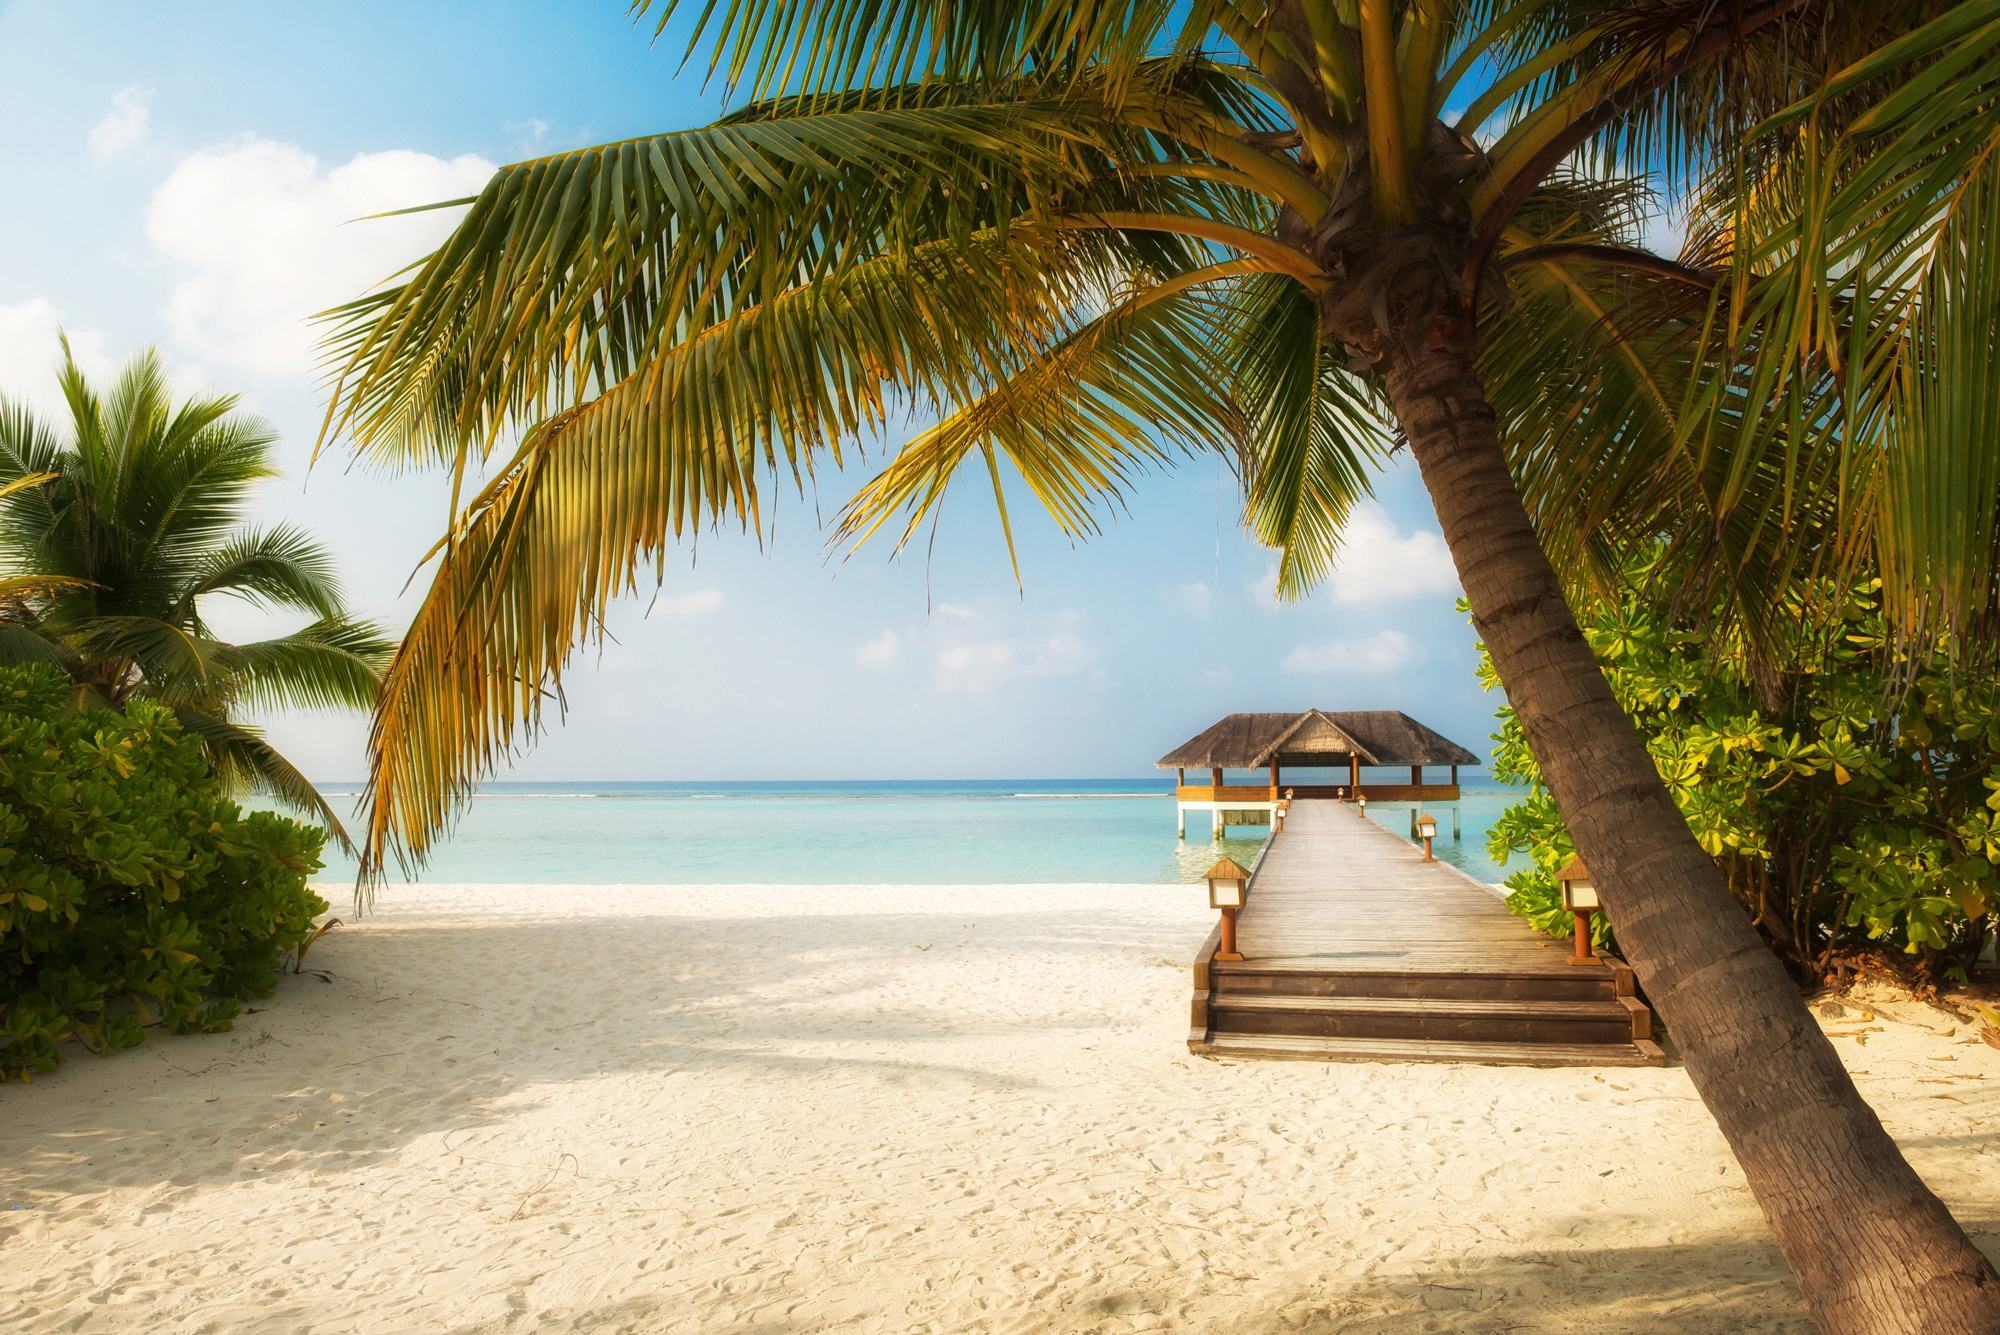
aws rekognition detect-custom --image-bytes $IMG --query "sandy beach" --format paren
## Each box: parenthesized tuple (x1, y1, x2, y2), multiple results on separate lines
(2, 882, 1995, 1334)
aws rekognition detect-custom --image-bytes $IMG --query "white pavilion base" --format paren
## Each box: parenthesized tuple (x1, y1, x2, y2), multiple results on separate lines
(1177, 798, 1461, 841)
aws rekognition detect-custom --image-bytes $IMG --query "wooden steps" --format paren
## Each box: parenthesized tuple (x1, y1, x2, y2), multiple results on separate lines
(1210, 991, 1652, 1046)
(1187, 800, 1665, 1068)
(1203, 1033, 1668, 1068)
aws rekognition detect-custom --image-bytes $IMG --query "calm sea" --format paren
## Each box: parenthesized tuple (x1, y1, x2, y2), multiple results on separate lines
(284, 778, 1528, 888)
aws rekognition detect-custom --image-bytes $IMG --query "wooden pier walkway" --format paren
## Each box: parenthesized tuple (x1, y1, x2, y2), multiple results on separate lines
(1189, 800, 1665, 1066)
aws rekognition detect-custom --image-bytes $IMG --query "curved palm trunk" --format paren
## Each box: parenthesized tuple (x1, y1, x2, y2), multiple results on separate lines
(1381, 340, 2000, 1334)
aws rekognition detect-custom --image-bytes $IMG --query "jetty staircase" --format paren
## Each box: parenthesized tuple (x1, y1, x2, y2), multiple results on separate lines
(1189, 800, 1666, 1067)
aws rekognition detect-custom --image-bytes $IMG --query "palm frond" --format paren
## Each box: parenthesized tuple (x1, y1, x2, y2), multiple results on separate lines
(218, 618, 394, 714)
(1233, 274, 1390, 600)
(173, 708, 357, 863)
(833, 266, 1258, 575)
(177, 524, 349, 621)
(316, 67, 1293, 480)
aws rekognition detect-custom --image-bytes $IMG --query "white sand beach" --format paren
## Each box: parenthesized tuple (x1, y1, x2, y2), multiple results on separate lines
(2, 882, 1995, 1334)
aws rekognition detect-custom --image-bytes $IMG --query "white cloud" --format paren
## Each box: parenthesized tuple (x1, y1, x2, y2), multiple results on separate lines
(1281, 629, 1416, 676)
(916, 604, 1097, 691)
(1325, 504, 1460, 606)
(856, 629, 903, 667)
(146, 137, 495, 377)
(89, 87, 150, 163)
(936, 631, 1095, 690)
(0, 300, 115, 417)
(656, 589, 724, 615)
(1176, 581, 1214, 615)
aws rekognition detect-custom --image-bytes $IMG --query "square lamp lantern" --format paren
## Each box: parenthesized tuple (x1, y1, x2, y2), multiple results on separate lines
(1205, 856, 1251, 961)
(1558, 858, 1599, 965)
(1416, 812, 1439, 860)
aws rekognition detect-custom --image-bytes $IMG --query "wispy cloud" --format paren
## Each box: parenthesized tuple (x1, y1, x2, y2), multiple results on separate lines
(89, 87, 150, 163)
(655, 589, 724, 615)
(1281, 629, 1416, 676)
(856, 629, 902, 666)
(1176, 581, 1214, 615)
(505, 117, 551, 157)
(936, 631, 1095, 690)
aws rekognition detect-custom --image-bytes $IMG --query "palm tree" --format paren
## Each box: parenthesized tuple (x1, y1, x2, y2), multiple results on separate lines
(0, 342, 392, 848)
(318, 2, 2000, 1327)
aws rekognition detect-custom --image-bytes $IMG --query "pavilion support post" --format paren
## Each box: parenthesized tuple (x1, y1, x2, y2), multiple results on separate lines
(1348, 754, 1359, 798)
(1268, 762, 1279, 798)
(1214, 809, 1225, 842)
(1177, 805, 1186, 840)
(1211, 767, 1223, 792)
(1412, 765, 1423, 787)
(1453, 805, 1461, 840)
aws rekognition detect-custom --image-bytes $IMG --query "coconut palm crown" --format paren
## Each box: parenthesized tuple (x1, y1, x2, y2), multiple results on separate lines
(319, 2, 2000, 1329)
(0, 343, 392, 848)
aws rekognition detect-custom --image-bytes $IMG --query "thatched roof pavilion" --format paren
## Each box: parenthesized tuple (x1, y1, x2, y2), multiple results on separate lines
(1157, 710, 1479, 772)
(1159, 709, 1479, 841)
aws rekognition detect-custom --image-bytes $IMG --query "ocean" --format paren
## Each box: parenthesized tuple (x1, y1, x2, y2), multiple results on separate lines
(286, 778, 1531, 889)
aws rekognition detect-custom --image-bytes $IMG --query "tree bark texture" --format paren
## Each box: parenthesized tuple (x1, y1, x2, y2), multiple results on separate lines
(1381, 339, 2000, 1334)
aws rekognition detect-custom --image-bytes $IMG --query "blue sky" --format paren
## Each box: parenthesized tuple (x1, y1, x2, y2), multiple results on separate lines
(0, 0, 1500, 782)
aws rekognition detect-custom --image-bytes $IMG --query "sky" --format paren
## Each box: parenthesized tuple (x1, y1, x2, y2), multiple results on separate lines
(0, 0, 1505, 783)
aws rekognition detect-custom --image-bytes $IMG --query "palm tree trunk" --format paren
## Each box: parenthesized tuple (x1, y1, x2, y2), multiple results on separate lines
(1380, 339, 2000, 1334)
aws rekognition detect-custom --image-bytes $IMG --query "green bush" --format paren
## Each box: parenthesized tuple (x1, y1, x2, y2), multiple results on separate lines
(0, 664, 328, 1081)
(1479, 577, 1998, 985)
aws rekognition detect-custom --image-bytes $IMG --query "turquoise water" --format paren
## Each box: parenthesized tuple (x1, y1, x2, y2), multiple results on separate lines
(286, 779, 1529, 888)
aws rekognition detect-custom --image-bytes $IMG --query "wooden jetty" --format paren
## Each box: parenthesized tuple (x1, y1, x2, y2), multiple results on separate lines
(1189, 799, 1666, 1067)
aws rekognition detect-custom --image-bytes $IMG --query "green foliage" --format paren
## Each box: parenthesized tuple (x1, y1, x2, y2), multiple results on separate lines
(1479, 579, 1999, 983)
(0, 664, 327, 1081)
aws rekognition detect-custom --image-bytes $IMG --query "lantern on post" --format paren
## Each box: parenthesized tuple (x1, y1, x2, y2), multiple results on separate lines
(1558, 858, 1599, 965)
(1416, 812, 1438, 860)
(1205, 857, 1251, 961)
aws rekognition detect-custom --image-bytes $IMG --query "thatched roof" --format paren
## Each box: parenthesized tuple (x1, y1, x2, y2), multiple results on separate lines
(1156, 710, 1480, 769)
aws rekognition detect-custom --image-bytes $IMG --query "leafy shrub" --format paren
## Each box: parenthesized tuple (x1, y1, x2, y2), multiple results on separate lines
(0, 664, 327, 1080)
(1480, 579, 1998, 985)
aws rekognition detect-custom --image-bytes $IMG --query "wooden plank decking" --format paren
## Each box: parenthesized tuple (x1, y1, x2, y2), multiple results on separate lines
(1189, 800, 1666, 1067)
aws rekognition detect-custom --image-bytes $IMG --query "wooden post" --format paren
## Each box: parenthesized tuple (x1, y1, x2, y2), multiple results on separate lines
(1450, 764, 1459, 786)
(1411, 764, 1423, 788)
(1570, 909, 1594, 964)
(1268, 761, 1279, 797)
(1348, 754, 1359, 797)
(1211, 766, 1223, 792)
(1217, 906, 1241, 961)
(1177, 766, 1186, 787)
